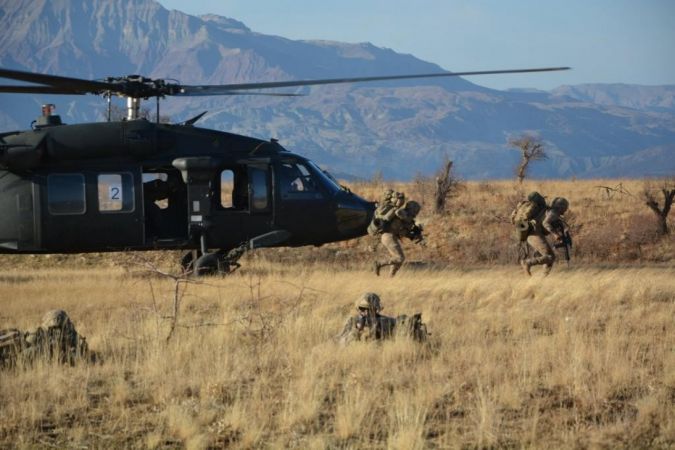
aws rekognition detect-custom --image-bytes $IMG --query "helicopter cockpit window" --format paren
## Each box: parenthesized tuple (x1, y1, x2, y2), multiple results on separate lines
(98, 173, 134, 213)
(48, 174, 86, 215)
(306, 161, 341, 195)
(279, 162, 321, 198)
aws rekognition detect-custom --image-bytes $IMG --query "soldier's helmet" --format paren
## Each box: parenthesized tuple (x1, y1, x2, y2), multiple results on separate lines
(551, 197, 569, 213)
(405, 200, 421, 217)
(355, 292, 382, 312)
(40, 310, 71, 329)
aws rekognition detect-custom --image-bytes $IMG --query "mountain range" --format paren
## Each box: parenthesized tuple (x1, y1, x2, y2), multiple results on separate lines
(1, 0, 673, 179)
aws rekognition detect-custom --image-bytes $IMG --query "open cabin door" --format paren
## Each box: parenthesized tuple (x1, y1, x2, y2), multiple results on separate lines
(142, 169, 188, 245)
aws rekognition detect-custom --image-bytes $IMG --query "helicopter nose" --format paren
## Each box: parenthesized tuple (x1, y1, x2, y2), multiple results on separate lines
(335, 194, 375, 239)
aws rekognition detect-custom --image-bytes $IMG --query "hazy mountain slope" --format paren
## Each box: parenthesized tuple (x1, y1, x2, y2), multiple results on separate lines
(1, 0, 673, 179)
(552, 84, 675, 112)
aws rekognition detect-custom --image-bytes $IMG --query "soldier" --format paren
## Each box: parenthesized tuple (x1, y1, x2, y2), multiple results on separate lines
(336, 293, 396, 344)
(519, 197, 570, 276)
(336, 292, 428, 344)
(371, 197, 423, 277)
(0, 309, 88, 367)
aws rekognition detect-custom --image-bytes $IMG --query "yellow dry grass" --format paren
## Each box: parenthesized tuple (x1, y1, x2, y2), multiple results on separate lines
(1, 263, 673, 449)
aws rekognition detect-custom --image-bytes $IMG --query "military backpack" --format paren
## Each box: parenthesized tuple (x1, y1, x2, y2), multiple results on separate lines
(394, 313, 428, 342)
(511, 191, 547, 241)
(0, 329, 25, 367)
(367, 189, 406, 236)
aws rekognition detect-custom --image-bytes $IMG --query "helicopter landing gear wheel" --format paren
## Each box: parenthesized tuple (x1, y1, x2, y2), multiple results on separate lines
(180, 250, 201, 274)
(193, 252, 219, 277)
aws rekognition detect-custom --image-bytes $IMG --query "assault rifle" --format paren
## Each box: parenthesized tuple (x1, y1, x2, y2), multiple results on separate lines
(355, 315, 373, 331)
(406, 223, 425, 245)
(553, 227, 573, 265)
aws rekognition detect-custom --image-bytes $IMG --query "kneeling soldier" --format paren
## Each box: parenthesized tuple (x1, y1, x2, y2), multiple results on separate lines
(0, 309, 89, 367)
(336, 293, 428, 345)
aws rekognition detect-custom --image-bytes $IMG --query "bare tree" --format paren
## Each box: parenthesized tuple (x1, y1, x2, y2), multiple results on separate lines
(509, 134, 547, 184)
(643, 181, 675, 235)
(434, 158, 461, 215)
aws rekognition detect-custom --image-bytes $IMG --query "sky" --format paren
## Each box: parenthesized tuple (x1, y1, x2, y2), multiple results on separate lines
(157, 0, 675, 91)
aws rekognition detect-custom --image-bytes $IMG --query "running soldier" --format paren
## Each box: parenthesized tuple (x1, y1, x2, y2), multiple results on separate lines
(368, 190, 423, 277)
(512, 195, 570, 276)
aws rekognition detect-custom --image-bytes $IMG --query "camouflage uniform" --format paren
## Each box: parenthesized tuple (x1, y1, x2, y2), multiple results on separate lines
(0, 310, 88, 367)
(522, 197, 569, 275)
(336, 293, 396, 344)
(374, 200, 421, 277)
(336, 293, 428, 344)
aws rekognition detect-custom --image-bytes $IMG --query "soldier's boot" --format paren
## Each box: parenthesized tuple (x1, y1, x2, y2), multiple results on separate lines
(520, 260, 532, 276)
(543, 264, 552, 276)
(373, 261, 382, 276)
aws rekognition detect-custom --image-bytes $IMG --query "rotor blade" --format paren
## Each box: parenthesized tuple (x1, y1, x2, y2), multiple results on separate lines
(0, 85, 88, 94)
(176, 67, 570, 95)
(187, 91, 305, 97)
(0, 67, 112, 92)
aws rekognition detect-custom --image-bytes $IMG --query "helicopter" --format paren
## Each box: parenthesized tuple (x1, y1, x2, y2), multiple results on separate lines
(0, 65, 568, 274)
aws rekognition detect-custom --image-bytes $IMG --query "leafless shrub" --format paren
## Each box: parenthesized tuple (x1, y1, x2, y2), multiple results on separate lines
(642, 180, 675, 235)
(509, 134, 547, 184)
(409, 160, 462, 215)
(134, 258, 194, 342)
(596, 182, 634, 200)
(433, 158, 462, 215)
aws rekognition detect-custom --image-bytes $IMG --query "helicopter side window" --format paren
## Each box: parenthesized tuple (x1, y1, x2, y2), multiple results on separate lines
(250, 168, 269, 210)
(220, 168, 249, 210)
(47, 174, 86, 215)
(279, 162, 320, 198)
(98, 173, 134, 213)
(221, 170, 234, 208)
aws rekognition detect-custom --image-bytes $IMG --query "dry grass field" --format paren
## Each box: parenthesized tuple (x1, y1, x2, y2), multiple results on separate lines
(1, 179, 673, 449)
(0, 265, 673, 449)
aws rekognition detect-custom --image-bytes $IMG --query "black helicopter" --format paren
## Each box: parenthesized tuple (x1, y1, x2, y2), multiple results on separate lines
(0, 66, 568, 273)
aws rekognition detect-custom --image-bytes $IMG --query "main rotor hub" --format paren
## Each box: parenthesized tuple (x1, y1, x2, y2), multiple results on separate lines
(103, 75, 183, 99)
